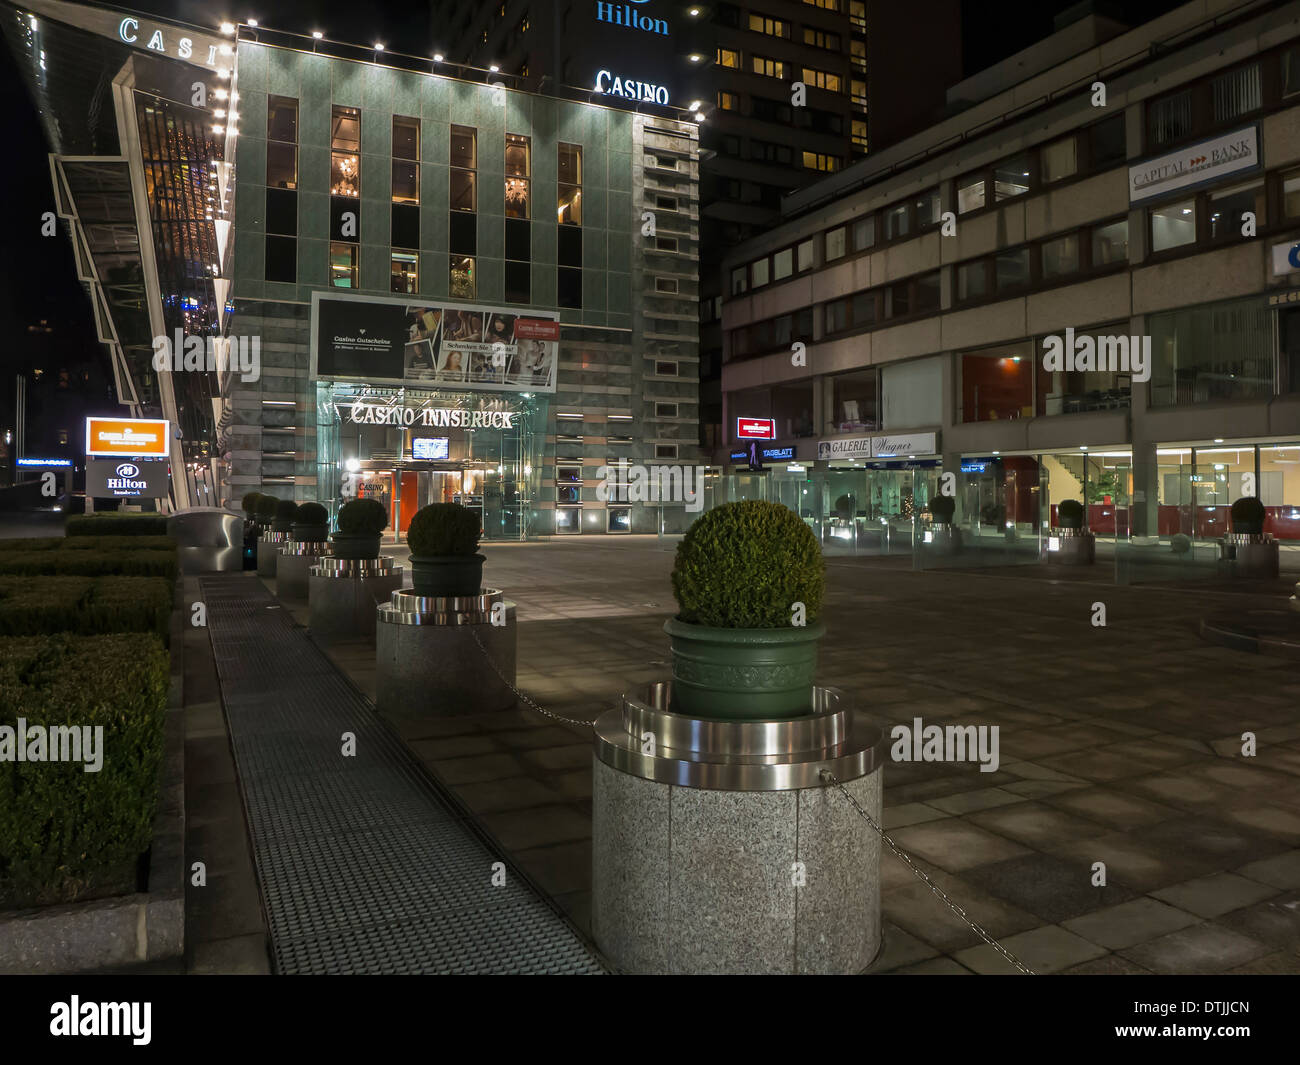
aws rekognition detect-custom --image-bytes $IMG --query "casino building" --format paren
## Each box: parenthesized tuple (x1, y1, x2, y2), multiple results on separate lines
(5, 1, 702, 536)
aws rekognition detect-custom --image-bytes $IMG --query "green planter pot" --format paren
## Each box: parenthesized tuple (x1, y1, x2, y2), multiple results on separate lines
(664, 617, 826, 720)
(292, 523, 330, 542)
(330, 532, 382, 561)
(409, 553, 485, 597)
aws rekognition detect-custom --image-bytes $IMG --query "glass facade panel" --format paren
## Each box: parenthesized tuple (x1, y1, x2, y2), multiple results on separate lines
(1150, 296, 1274, 406)
(960, 342, 1033, 422)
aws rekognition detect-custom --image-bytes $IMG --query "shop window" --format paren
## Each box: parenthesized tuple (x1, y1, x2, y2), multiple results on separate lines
(1212, 63, 1261, 124)
(957, 172, 985, 214)
(1091, 218, 1129, 265)
(1150, 296, 1274, 407)
(330, 106, 360, 197)
(825, 226, 847, 260)
(329, 242, 358, 288)
(1041, 137, 1077, 183)
(505, 133, 531, 219)
(1150, 199, 1196, 252)
(390, 252, 418, 294)
(608, 508, 632, 533)
(1041, 233, 1080, 279)
(450, 255, 475, 299)
(1208, 179, 1264, 242)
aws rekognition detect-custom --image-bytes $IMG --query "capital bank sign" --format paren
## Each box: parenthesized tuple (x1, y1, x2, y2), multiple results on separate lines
(595, 1, 669, 36)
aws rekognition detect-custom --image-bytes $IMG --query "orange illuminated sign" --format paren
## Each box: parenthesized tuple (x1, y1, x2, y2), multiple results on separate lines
(85, 417, 170, 458)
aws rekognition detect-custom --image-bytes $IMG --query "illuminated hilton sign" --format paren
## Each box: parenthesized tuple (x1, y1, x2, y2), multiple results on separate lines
(595, 2, 669, 35)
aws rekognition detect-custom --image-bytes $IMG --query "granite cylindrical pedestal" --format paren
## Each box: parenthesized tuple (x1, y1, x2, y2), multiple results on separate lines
(256, 531, 289, 578)
(1047, 528, 1095, 565)
(277, 540, 331, 600)
(375, 589, 518, 716)
(1227, 534, 1279, 579)
(308, 558, 405, 640)
(592, 683, 884, 974)
(924, 523, 961, 555)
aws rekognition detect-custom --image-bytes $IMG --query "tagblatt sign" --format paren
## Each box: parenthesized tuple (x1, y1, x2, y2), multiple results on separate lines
(817, 432, 937, 461)
(85, 417, 170, 458)
(312, 292, 559, 395)
(1128, 125, 1259, 204)
(86, 458, 169, 499)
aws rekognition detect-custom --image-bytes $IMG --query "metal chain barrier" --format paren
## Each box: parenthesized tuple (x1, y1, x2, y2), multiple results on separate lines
(469, 627, 596, 730)
(819, 769, 1036, 975)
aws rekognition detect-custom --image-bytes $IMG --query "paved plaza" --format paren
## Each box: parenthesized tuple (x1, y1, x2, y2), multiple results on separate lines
(248, 536, 1300, 975)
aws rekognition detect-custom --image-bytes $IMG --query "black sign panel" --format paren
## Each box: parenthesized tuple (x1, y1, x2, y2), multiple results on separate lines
(86, 458, 170, 499)
(316, 298, 408, 380)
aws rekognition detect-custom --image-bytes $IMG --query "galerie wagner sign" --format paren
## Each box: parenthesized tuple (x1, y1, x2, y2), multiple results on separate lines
(311, 291, 560, 395)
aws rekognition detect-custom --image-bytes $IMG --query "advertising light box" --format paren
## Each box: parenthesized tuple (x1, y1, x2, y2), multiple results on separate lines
(85, 417, 170, 458)
(736, 417, 776, 440)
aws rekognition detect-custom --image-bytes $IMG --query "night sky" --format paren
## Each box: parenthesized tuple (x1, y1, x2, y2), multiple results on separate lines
(0, 0, 1187, 426)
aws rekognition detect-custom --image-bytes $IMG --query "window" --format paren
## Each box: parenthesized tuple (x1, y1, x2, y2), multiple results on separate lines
(330, 106, 360, 197)
(655, 277, 679, 294)
(883, 203, 909, 241)
(828, 368, 876, 433)
(1041, 137, 1077, 183)
(1284, 46, 1300, 98)
(718, 47, 740, 68)
(751, 257, 770, 288)
(851, 39, 865, 71)
(1284, 168, 1300, 217)
(957, 172, 985, 214)
(994, 154, 1032, 201)
(850, 78, 866, 108)
(1088, 114, 1126, 169)
(752, 56, 786, 79)
(1149, 89, 1193, 148)
(266, 236, 296, 283)
(718, 90, 740, 111)
(825, 226, 847, 261)
(730, 266, 748, 296)
(956, 260, 987, 302)
(1092, 218, 1128, 265)
(849, 0, 866, 29)
(655, 236, 679, 253)
(656, 444, 679, 459)
(329, 242, 358, 288)
(390, 252, 418, 294)
(801, 68, 842, 93)
(1150, 296, 1273, 406)
(266, 95, 297, 189)
(1212, 63, 1261, 124)
(773, 247, 793, 281)
(825, 299, 849, 333)
(852, 216, 874, 251)
(556, 465, 583, 484)
(914, 189, 940, 230)
(797, 239, 814, 273)
(803, 28, 841, 49)
(960, 342, 1034, 422)
(450, 125, 477, 211)
(504, 133, 531, 219)
(851, 119, 868, 151)
(655, 402, 679, 417)
(505, 260, 530, 304)
(558, 142, 582, 225)
(558, 266, 581, 308)
(1041, 233, 1079, 279)
(392, 116, 419, 204)
(802, 152, 839, 172)
(1150, 199, 1196, 252)
(1208, 179, 1264, 242)
(751, 140, 793, 165)
(449, 255, 476, 299)
(266, 188, 296, 236)
(748, 14, 789, 36)
(655, 361, 678, 376)
(656, 194, 677, 210)
(996, 248, 1031, 291)
(850, 291, 876, 327)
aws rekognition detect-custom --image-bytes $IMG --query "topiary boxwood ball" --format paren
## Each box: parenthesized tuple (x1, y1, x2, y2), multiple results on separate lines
(255, 494, 279, 526)
(1057, 498, 1085, 530)
(292, 501, 331, 542)
(271, 497, 299, 533)
(672, 501, 825, 629)
(1170, 533, 1192, 555)
(241, 491, 262, 517)
(407, 503, 484, 597)
(667, 501, 826, 719)
(930, 495, 956, 523)
(332, 498, 389, 561)
(834, 494, 854, 520)
(1230, 496, 1266, 536)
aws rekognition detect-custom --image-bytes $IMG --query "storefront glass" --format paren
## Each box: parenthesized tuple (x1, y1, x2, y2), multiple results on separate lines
(315, 381, 546, 540)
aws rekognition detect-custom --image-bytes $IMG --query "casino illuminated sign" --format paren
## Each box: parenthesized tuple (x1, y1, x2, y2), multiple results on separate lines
(116, 16, 224, 67)
(343, 403, 516, 429)
(594, 69, 670, 105)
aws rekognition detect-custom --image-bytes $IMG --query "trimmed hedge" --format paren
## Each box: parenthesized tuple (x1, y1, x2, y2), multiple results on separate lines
(0, 577, 172, 641)
(66, 514, 169, 537)
(0, 633, 169, 909)
(62, 535, 177, 553)
(408, 502, 481, 556)
(0, 549, 178, 582)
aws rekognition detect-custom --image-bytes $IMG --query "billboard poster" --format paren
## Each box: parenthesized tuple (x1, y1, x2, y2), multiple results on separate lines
(85, 417, 170, 458)
(312, 291, 560, 394)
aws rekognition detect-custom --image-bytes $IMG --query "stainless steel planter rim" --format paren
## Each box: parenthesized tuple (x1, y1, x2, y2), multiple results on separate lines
(280, 540, 332, 555)
(621, 681, 848, 756)
(310, 557, 400, 578)
(388, 588, 501, 613)
(377, 607, 496, 626)
(1051, 527, 1092, 538)
(1225, 532, 1274, 544)
(595, 681, 884, 791)
(260, 530, 290, 542)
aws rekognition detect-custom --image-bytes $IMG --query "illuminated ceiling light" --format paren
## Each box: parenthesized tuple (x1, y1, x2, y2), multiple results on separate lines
(220, 22, 235, 35)
(212, 124, 224, 133)
(374, 42, 384, 51)
(214, 108, 226, 118)
(689, 53, 704, 62)
(689, 100, 701, 110)
(433, 52, 444, 62)
(29, 16, 37, 30)
(217, 68, 231, 78)
(689, 6, 700, 14)
(246, 18, 257, 27)
(214, 88, 229, 100)
(1214, 438, 1224, 443)
(228, 111, 239, 120)
(695, 112, 705, 121)
(1080, 445, 1088, 451)
(489, 63, 500, 72)
(312, 30, 323, 39)
(219, 44, 233, 56)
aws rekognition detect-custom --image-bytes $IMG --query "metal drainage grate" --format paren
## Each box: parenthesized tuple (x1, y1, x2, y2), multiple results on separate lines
(200, 575, 604, 975)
